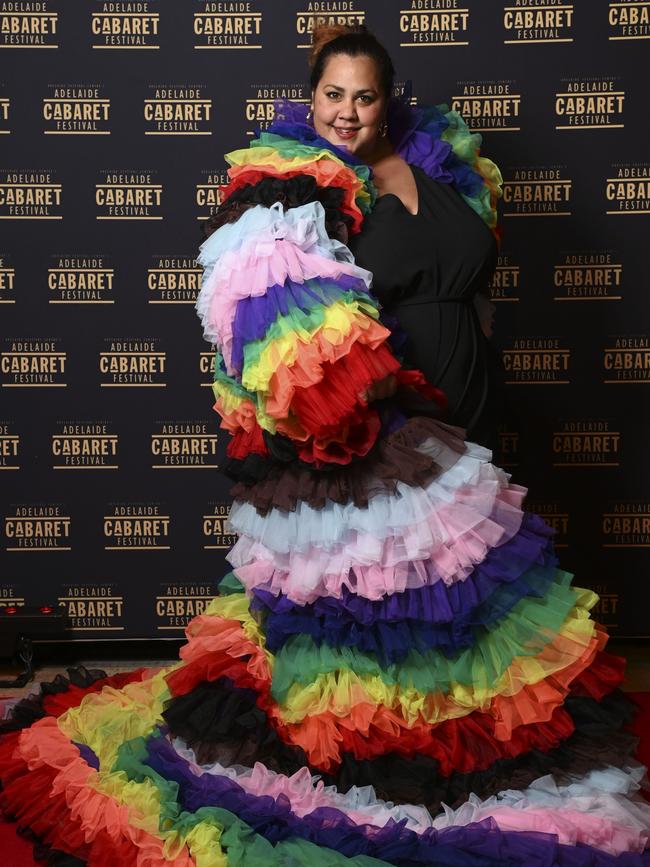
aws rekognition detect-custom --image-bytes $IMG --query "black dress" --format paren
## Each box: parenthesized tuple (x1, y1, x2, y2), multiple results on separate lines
(349, 163, 499, 443)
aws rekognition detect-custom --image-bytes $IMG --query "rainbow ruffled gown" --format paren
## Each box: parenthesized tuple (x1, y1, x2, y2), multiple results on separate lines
(1, 101, 649, 866)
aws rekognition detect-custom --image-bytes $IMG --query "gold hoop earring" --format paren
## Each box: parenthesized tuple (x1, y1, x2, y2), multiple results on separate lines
(379, 119, 388, 138)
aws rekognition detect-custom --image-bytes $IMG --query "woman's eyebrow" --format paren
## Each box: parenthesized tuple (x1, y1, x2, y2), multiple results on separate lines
(322, 84, 378, 95)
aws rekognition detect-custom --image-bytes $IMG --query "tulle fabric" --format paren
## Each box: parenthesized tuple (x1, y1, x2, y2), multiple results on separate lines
(271, 98, 501, 234)
(1, 100, 649, 867)
(228, 443, 527, 602)
(230, 274, 372, 374)
(230, 417, 467, 512)
(256, 557, 559, 662)
(162, 742, 650, 856)
(196, 201, 373, 363)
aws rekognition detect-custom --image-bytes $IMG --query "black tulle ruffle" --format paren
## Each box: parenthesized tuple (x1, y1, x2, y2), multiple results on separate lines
(202, 175, 353, 243)
(162, 675, 640, 815)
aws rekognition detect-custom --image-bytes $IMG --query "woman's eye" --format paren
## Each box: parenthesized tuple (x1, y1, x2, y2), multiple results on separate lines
(358, 95, 372, 104)
(326, 92, 341, 99)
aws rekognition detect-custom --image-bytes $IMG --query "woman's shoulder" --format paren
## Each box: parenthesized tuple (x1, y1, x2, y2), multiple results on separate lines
(389, 99, 502, 235)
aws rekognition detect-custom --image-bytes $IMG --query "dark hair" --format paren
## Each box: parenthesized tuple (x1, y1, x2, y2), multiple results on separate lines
(309, 24, 395, 99)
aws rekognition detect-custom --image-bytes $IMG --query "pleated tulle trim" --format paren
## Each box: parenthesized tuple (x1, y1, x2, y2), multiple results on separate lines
(253, 546, 557, 668)
(5, 717, 649, 867)
(198, 203, 374, 374)
(230, 274, 372, 374)
(269, 573, 583, 704)
(227, 440, 497, 551)
(161, 741, 650, 856)
(226, 132, 374, 218)
(253, 529, 558, 663)
(227, 446, 528, 603)
(162, 587, 608, 770)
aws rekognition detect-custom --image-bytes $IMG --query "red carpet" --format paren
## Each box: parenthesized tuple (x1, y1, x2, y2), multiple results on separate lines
(0, 811, 37, 867)
(1, 692, 649, 866)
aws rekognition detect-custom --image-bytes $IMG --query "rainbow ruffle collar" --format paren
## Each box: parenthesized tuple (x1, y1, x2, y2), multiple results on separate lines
(260, 97, 503, 233)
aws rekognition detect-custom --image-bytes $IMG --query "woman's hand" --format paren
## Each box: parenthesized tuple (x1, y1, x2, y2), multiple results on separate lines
(359, 373, 398, 404)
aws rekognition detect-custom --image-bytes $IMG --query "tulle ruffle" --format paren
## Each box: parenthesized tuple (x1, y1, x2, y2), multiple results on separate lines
(255, 555, 558, 663)
(228, 442, 527, 602)
(165, 740, 650, 856)
(230, 416, 466, 513)
(196, 200, 373, 361)
(270, 98, 501, 235)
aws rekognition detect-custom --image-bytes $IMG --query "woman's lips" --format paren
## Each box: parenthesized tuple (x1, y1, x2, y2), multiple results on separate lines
(333, 126, 359, 140)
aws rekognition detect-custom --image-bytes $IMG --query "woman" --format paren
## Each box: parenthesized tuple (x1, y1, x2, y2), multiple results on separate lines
(1, 25, 648, 867)
(306, 29, 500, 441)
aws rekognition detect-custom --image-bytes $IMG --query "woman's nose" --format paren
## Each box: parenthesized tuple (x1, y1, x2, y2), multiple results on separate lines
(338, 98, 358, 119)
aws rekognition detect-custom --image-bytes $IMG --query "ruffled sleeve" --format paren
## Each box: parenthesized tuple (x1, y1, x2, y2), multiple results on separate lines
(196, 199, 403, 468)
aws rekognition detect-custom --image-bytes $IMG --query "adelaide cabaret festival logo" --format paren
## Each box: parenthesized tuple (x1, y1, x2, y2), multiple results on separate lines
(0, 169, 63, 219)
(0, 0, 58, 48)
(150, 421, 219, 469)
(296, 1, 365, 48)
(452, 80, 520, 132)
(203, 502, 236, 550)
(91, 1, 160, 49)
(48, 253, 115, 304)
(502, 0, 574, 44)
(43, 84, 111, 135)
(244, 83, 309, 135)
(555, 77, 625, 131)
(3, 502, 71, 552)
(502, 166, 572, 217)
(606, 164, 650, 214)
(398, 0, 469, 47)
(194, 1, 263, 49)
(551, 420, 621, 468)
(552, 251, 623, 302)
(608, 0, 649, 40)
(103, 502, 170, 551)
(99, 337, 167, 387)
(148, 255, 202, 304)
(196, 168, 228, 221)
(502, 337, 571, 384)
(57, 583, 125, 631)
(1, 337, 67, 388)
(602, 335, 650, 383)
(144, 85, 212, 136)
(155, 581, 217, 630)
(602, 502, 650, 548)
(96, 170, 163, 220)
(51, 421, 119, 470)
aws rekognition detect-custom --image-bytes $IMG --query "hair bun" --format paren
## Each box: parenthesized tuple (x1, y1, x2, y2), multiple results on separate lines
(309, 23, 367, 68)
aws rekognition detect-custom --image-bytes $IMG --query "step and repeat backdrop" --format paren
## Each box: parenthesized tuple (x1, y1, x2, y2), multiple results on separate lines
(1, 0, 648, 640)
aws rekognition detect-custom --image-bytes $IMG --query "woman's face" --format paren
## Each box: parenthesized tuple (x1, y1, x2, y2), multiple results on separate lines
(311, 53, 386, 159)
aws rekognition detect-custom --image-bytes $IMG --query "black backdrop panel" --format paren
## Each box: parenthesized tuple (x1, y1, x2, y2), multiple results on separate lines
(1, 0, 648, 639)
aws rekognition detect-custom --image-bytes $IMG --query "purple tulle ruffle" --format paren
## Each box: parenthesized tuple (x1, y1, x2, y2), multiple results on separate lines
(231, 275, 370, 373)
(143, 734, 650, 867)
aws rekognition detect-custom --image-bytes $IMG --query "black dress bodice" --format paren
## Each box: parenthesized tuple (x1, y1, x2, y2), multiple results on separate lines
(349, 164, 499, 440)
